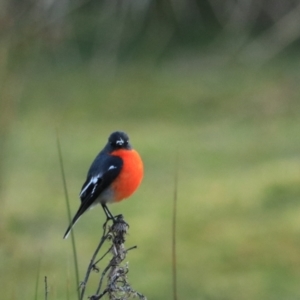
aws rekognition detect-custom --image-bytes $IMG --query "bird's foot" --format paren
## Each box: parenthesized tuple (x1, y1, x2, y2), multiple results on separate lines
(103, 214, 129, 233)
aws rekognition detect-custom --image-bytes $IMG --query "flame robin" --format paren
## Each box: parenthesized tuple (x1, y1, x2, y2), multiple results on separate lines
(63, 131, 143, 239)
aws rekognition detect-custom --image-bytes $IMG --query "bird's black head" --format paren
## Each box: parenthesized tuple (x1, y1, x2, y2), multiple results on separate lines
(107, 131, 131, 150)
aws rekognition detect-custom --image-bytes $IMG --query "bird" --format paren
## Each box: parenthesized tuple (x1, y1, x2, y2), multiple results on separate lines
(63, 131, 143, 239)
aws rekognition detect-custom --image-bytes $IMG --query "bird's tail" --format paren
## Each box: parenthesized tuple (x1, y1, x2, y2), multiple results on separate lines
(63, 227, 72, 239)
(63, 214, 81, 239)
(63, 200, 111, 239)
(63, 201, 91, 239)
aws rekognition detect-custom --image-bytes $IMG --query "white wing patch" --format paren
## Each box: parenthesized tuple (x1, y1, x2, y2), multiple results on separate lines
(91, 176, 99, 183)
(80, 175, 100, 197)
(108, 165, 117, 171)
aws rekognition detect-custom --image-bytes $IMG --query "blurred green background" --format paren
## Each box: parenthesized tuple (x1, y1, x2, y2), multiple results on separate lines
(1, 0, 300, 299)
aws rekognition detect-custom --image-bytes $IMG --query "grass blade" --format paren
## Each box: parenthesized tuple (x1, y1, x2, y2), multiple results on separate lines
(56, 130, 80, 300)
(44, 276, 48, 300)
(172, 156, 178, 300)
(33, 252, 42, 300)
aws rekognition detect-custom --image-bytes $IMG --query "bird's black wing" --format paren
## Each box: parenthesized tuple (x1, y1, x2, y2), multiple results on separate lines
(63, 154, 123, 239)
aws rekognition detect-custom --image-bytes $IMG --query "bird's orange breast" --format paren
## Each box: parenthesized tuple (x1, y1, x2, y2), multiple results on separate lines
(110, 149, 143, 202)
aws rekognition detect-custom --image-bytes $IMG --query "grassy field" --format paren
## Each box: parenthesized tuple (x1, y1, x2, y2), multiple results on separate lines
(1, 58, 300, 300)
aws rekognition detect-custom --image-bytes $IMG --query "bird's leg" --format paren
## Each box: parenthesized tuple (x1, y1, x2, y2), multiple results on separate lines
(101, 204, 127, 228)
(101, 203, 115, 221)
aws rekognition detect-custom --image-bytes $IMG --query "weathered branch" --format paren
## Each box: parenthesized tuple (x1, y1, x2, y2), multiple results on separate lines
(80, 215, 147, 300)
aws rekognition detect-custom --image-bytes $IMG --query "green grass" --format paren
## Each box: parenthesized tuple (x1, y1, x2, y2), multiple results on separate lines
(1, 58, 300, 299)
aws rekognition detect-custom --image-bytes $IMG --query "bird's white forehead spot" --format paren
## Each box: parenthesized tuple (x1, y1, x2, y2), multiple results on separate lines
(108, 165, 117, 171)
(116, 138, 124, 145)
